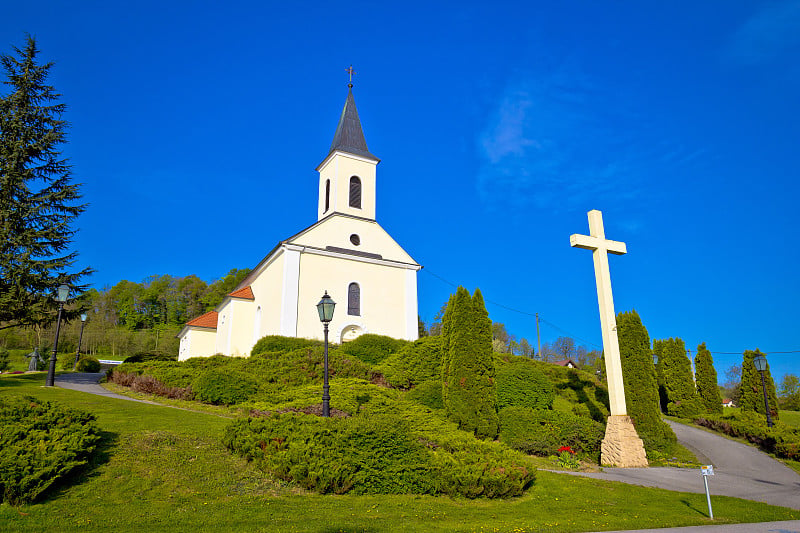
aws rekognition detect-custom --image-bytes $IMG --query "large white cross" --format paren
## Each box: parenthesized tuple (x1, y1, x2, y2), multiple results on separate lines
(570, 210, 628, 416)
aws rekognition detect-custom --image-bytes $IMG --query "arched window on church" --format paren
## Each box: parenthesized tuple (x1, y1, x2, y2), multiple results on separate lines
(325, 180, 330, 212)
(349, 176, 361, 208)
(348, 283, 360, 316)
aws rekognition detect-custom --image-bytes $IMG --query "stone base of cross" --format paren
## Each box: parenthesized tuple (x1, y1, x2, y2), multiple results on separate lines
(571, 209, 648, 468)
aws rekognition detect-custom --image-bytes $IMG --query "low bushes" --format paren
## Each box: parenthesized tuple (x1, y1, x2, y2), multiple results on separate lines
(0, 396, 101, 505)
(193, 369, 259, 405)
(499, 406, 604, 458)
(223, 410, 535, 498)
(76, 356, 101, 372)
(405, 380, 443, 410)
(496, 363, 554, 410)
(379, 336, 442, 388)
(251, 336, 323, 355)
(108, 370, 193, 400)
(694, 410, 800, 461)
(339, 334, 409, 365)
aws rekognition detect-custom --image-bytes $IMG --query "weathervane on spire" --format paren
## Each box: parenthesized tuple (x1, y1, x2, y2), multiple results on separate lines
(345, 65, 356, 88)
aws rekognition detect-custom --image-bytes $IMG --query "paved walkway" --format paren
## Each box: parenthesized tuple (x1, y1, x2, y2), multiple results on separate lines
(55, 372, 155, 403)
(565, 420, 800, 511)
(600, 520, 800, 533)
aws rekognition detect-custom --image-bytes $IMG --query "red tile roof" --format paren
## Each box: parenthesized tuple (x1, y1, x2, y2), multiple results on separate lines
(553, 359, 577, 367)
(185, 311, 218, 329)
(228, 286, 255, 300)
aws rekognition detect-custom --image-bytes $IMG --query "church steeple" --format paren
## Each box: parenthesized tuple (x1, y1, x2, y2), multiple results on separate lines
(326, 87, 379, 163)
(316, 79, 380, 222)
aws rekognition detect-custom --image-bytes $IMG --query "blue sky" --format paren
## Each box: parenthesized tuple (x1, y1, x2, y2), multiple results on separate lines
(4, 1, 799, 382)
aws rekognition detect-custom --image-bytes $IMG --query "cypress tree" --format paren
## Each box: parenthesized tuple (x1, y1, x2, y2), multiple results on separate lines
(658, 337, 702, 418)
(694, 342, 722, 414)
(740, 349, 779, 421)
(442, 286, 498, 439)
(0, 36, 91, 329)
(616, 310, 676, 453)
(652, 339, 668, 412)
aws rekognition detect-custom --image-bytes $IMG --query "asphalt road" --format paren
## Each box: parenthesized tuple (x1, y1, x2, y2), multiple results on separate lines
(566, 419, 800, 510)
(55, 372, 153, 403)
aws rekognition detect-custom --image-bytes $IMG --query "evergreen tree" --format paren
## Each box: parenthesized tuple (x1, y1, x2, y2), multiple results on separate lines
(441, 286, 498, 439)
(616, 310, 676, 453)
(694, 342, 723, 414)
(739, 349, 779, 421)
(652, 339, 668, 412)
(657, 337, 702, 418)
(0, 36, 91, 329)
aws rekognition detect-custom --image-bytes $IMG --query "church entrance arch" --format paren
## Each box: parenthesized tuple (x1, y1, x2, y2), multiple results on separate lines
(339, 323, 365, 343)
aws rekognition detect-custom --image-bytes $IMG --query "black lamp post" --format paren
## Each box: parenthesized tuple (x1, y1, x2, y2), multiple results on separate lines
(753, 354, 774, 428)
(316, 291, 336, 417)
(72, 313, 88, 371)
(46, 284, 70, 387)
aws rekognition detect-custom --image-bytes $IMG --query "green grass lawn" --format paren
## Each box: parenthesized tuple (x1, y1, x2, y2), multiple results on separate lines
(780, 410, 800, 429)
(1, 373, 797, 533)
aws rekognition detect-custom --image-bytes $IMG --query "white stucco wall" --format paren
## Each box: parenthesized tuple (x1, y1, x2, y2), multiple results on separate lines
(178, 328, 218, 361)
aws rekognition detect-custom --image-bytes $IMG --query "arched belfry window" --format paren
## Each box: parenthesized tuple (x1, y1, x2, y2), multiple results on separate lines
(349, 176, 361, 208)
(348, 283, 360, 316)
(325, 179, 331, 212)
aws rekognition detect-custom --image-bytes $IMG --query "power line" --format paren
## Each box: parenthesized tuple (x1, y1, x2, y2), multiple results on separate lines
(422, 269, 601, 349)
(422, 269, 800, 356)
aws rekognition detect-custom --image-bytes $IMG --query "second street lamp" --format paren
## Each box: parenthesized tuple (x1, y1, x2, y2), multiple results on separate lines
(316, 291, 336, 417)
(753, 354, 774, 428)
(73, 313, 88, 371)
(46, 284, 70, 387)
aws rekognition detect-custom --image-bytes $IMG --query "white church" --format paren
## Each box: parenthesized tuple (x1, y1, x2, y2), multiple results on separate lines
(177, 84, 421, 360)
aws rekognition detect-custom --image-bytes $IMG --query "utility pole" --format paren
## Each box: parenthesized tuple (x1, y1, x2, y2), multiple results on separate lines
(536, 313, 542, 361)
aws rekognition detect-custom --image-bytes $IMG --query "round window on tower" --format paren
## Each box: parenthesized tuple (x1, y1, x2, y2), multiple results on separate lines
(350, 234, 360, 246)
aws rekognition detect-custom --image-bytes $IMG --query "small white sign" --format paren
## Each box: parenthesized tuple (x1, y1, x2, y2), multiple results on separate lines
(701, 465, 714, 476)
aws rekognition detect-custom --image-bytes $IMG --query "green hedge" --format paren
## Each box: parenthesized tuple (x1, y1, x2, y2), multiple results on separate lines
(76, 357, 101, 372)
(0, 396, 101, 505)
(223, 411, 535, 498)
(193, 369, 259, 405)
(405, 380, 443, 410)
(339, 334, 409, 365)
(379, 336, 442, 388)
(499, 406, 604, 458)
(251, 335, 323, 355)
(694, 410, 799, 461)
(496, 362, 554, 410)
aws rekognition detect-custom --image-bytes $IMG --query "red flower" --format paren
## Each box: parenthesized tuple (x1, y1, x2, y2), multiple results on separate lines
(558, 446, 575, 454)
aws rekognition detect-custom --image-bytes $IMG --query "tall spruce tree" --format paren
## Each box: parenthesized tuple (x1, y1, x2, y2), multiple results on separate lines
(657, 337, 702, 418)
(694, 342, 722, 414)
(616, 310, 676, 453)
(441, 286, 498, 439)
(739, 349, 779, 421)
(0, 36, 90, 329)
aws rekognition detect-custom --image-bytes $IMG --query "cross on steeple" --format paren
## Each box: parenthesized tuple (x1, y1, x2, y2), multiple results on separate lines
(345, 65, 356, 88)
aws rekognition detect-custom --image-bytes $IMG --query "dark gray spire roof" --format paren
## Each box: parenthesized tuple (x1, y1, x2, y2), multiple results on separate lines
(327, 87, 379, 162)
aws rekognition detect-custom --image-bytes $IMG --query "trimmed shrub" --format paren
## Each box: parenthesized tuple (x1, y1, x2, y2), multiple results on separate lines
(379, 336, 442, 388)
(76, 357, 101, 372)
(442, 287, 498, 439)
(122, 351, 176, 363)
(0, 396, 101, 504)
(223, 411, 535, 498)
(655, 337, 701, 418)
(499, 406, 604, 458)
(694, 342, 723, 414)
(339, 334, 409, 365)
(193, 369, 259, 405)
(740, 349, 779, 421)
(251, 335, 322, 356)
(405, 380, 443, 410)
(617, 310, 677, 453)
(496, 363, 554, 410)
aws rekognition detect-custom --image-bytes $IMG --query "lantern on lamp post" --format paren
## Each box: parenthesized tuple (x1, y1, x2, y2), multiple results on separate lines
(316, 291, 336, 417)
(72, 313, 88, 371)
(46, 284, 70, 387)
(752, 354, 774, 428)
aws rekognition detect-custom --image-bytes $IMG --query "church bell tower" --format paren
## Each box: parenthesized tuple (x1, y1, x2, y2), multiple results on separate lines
(316, 81, 380, 221)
